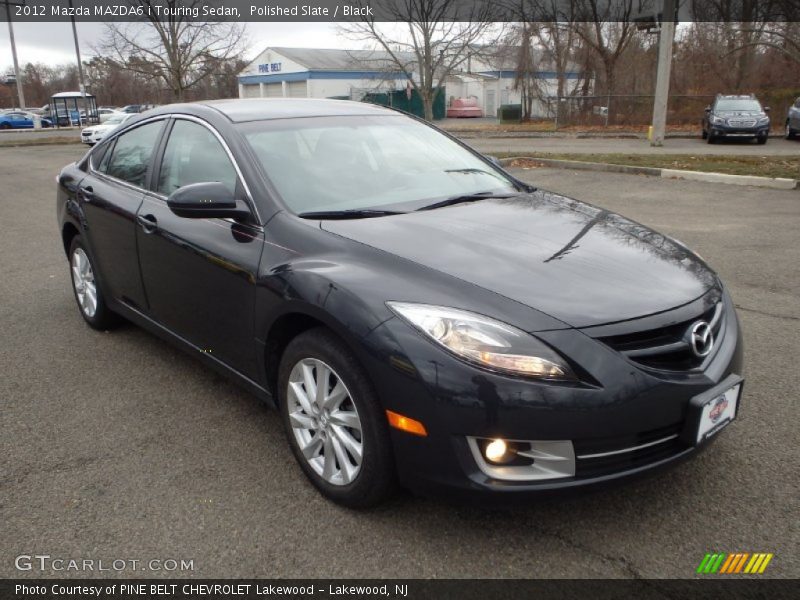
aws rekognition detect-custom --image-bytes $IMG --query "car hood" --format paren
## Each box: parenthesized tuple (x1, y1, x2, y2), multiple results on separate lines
(321, 191, 718, 328)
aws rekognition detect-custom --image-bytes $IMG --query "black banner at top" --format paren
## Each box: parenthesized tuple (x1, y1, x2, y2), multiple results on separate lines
(1, 0, 799, 23)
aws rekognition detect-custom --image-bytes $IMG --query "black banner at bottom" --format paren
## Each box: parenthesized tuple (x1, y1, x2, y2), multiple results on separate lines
(1, 579, 799, 600)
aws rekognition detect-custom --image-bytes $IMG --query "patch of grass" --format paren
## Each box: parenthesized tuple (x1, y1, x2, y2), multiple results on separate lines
(440, 120, 701, 133)
(499, 153, 800, 180)
(0, 136, 82, 147)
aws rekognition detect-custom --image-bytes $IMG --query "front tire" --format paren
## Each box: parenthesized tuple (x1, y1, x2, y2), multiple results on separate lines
(756, 133, 768, 145)
(68, 236, 119, 330)
(786, 121, 797, 140)
(278, 328, 396, 508)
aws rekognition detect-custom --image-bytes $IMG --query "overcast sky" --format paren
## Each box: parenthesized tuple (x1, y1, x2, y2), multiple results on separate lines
(0, 22, 348, 71)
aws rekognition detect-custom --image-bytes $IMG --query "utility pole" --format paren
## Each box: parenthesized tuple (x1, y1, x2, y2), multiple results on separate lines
(4, 0, 26, 109)
(68, 0, 87, 114)
(650, 0, 676, 147)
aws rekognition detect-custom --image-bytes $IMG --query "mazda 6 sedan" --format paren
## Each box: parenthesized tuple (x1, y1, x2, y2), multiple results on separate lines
(57, 99, 743, 507)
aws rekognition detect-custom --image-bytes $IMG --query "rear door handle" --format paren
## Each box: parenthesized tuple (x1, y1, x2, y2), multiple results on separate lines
(137, 213, 158, 233)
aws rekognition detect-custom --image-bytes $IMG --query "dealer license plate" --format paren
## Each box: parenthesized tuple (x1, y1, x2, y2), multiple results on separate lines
(696, 383, 741, 444)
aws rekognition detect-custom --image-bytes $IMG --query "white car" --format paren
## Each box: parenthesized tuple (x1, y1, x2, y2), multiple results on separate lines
(98, 108, 122, 123)
(80, 113, 134, 145)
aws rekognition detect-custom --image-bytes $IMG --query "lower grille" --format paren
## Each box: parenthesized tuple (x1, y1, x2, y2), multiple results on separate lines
(574, 423, 687, 478)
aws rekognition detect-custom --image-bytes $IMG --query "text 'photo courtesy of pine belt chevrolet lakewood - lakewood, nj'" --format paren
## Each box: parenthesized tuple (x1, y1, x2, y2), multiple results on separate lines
(57, 98, 743, 507)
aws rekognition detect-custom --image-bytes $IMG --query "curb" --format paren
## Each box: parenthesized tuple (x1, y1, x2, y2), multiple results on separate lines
(499, 157, 799, 191)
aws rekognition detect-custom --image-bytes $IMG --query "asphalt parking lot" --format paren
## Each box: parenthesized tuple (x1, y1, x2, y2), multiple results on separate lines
(1, 145, 798, 579)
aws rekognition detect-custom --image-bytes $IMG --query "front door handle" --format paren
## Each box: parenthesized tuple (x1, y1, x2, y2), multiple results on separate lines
(79, 185, 94, 201)
(137, 213, 158, 233)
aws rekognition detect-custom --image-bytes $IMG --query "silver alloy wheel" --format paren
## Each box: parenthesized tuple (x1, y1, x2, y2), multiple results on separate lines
(71, 247, 98, 318)
(287, 358, 363, 486)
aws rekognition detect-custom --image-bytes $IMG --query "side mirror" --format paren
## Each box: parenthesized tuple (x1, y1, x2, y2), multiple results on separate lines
(484, 154, 501, 166)
(764, 106, 771, 113)
(704, 106, 711, 113)
(167, 182, 251, 220)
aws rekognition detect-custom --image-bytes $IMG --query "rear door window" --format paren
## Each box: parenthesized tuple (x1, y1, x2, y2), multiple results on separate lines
(103, 120, 165, 188)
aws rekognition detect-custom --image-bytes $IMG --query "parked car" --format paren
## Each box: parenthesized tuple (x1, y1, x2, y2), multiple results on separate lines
(0, 112, 52, 129)
(80, 112, 135, 145)
(702, 94, 771, 144)
(119, 104, 145, 114)
(57, 99, 743, 507)
(97, 108, 122, 123)
(447, 98, 483, 118)
(785, 97, 800, 140)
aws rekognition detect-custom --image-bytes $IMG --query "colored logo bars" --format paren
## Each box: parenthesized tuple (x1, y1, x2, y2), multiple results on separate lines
(697, 552, 774, 574)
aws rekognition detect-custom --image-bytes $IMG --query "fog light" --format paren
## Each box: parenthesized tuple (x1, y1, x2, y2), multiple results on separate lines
(484, 439, 508, 463)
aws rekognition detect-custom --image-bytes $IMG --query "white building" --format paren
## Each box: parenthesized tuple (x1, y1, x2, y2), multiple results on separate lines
(238, 46, 583, 118)
(238, 47, 411, 101)
(447, 47, 584, 117)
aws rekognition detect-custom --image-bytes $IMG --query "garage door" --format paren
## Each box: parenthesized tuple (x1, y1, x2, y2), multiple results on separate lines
(263, 83, 282, 97)
(241, 85, 260, 99)
(286, 81, 307, 98)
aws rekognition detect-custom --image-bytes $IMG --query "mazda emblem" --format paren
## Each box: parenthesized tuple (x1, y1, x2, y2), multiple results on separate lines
(689, 321, 714, 357)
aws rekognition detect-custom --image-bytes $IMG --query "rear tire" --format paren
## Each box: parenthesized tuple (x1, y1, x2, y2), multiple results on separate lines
(277, 327, 397, 508)
(68, 236, 120, 330)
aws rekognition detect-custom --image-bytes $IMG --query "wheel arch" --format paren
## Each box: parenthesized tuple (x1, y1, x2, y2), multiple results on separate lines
(61, 222, 81, 257)
(262, 307, 371, 402)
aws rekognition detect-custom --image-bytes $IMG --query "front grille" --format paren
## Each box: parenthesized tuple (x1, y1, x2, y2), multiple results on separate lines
(574, 422, 687, 478)
(599, 302, 723, 371)
(727, 119, 757, 127)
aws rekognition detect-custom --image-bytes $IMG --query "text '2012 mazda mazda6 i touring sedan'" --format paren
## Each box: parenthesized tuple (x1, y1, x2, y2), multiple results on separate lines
(57, 99, 743, 507)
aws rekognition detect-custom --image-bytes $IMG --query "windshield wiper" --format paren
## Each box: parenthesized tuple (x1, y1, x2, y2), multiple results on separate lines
(416, 191, 516, 211)
(444, 168, 499, 176)
(298, 209, 405, 220)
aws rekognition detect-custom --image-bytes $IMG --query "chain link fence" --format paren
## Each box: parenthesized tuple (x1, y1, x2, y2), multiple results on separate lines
(542, 95, 715, 128)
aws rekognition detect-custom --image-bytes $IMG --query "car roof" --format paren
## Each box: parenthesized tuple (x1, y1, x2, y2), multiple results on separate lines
(146, 98, 398, 123)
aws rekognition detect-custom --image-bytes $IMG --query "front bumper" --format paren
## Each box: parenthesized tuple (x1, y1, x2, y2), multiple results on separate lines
(710, 122, 769, 137)
(358, 292, 743, 501)
(80, 131, 104, 145)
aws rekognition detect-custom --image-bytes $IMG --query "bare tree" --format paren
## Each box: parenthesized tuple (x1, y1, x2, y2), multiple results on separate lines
(572, 1, 637, 118)
(96, 1, 246, 102)
(340, 0, 501, 121)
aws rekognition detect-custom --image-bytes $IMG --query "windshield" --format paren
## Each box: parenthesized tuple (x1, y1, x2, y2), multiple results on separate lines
(715, 99, 762, 112)
(239, 115, 518, 214)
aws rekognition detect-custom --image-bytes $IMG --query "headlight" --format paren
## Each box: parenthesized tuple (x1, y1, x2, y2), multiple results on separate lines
(388, 302, 576, 380)
(710, 116, 726, 125)
(758, 116, 770, 125)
